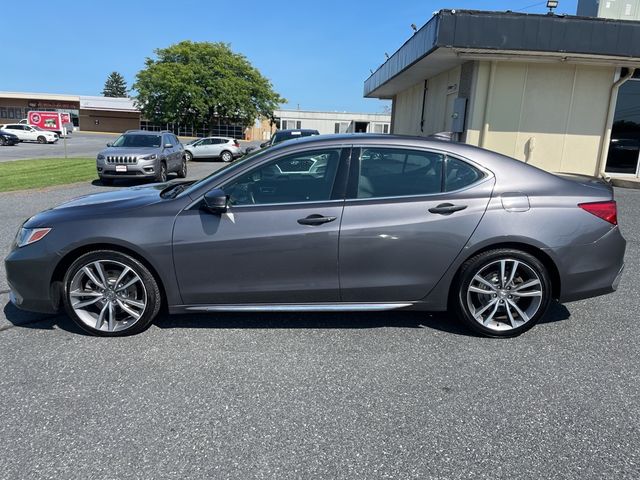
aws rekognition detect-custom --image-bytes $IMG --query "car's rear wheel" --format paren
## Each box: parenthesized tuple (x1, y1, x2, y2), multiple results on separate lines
(185, 151, 193, 162)
(453, 249, 551, 337)
(155, 162, 167, 182)
(37, 136, 47, 144)
(177, 158, 187, 178)
(62, 250, 162, 336)
(220, 150, 233, 162)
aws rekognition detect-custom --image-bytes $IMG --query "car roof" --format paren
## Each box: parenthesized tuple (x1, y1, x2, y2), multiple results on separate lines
(123, 130, 163, 135)
(275, 129, 319, 134)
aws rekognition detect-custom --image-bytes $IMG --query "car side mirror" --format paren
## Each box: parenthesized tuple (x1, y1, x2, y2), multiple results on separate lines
(106, 143, 112, 147)
(260, 141, 269, 148)
(164, 143, 173, 149)
(203, 188, 229, 214)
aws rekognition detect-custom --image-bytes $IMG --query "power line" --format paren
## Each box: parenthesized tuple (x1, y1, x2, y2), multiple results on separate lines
(515, 1, 547, 12)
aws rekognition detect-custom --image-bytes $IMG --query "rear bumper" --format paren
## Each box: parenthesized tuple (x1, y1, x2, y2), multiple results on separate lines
(550, 226, 626, 303)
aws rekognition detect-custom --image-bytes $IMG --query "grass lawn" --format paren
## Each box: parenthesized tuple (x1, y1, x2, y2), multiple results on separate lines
(0, 157, 96, 192)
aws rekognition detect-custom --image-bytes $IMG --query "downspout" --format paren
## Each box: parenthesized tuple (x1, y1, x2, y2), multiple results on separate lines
(597, 67, 636, 178)
(479, 61, 497, 148)
(420, 79, 428, 133)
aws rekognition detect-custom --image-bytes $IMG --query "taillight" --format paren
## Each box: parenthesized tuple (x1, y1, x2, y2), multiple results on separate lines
(578, 200, 618, 225)
(233, 140, 240, 147)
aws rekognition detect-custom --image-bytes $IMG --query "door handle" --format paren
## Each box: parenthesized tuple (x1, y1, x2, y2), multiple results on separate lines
(428, 203, 468, 215)
(297, 214, 337, 226)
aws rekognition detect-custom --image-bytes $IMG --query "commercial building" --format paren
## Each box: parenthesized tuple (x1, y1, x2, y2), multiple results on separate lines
(364, 7, 640, 181)
(245, 109, 391, 141)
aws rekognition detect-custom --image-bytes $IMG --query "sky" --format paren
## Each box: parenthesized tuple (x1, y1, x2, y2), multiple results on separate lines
(1, 0, 579, 114)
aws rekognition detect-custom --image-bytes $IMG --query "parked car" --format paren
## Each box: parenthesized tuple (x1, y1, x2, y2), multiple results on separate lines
(183, 137, 242, 162)
(5, 134, 625, 337)
(246, 129, 321, 154)
(0, 129, 20, 146)
(96, 130, 187, 185)
(0, 124, 58, 143)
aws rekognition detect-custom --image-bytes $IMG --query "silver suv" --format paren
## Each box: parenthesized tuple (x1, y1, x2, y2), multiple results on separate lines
(96, 130, 187, 185)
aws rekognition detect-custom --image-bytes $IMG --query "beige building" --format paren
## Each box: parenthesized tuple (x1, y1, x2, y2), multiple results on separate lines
(364, 9, 640, 181)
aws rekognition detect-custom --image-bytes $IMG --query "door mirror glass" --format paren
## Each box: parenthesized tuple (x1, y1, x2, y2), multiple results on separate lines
(164, 143, 173, 149)
(203, 188, 229, 214)
(106, 143, 112, 147)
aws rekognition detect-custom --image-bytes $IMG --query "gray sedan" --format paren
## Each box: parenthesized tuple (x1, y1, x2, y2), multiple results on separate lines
(5, 134, 626, 337)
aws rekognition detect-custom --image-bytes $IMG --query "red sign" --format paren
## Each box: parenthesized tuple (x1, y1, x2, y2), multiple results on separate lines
(28, 111, 61, 131)
(60, 112, 71, 124)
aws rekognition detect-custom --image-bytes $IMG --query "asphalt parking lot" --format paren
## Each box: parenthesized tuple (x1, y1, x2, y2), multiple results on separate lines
(0, 132, 259, 162)
(0, 180, 638, 479)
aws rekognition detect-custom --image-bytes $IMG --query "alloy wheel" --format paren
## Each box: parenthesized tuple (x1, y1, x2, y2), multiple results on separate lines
(221, 151, 232, 162)
(68, 259, 148, 333)
(466, 258, 543, 332)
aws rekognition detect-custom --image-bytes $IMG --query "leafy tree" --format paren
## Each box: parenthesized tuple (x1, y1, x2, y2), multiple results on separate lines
(102, 72, 128, 97)
(133, 41, 284, 134)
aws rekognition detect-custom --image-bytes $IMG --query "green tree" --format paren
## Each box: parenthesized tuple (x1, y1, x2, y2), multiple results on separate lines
(133, 41, 284, 134)
(102, 71, 128, 97)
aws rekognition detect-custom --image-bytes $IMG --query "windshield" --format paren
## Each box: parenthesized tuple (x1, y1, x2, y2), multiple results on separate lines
(181, 148, 269, 197)
(112, 134, 162, 148)
(272, 131, 318, 145)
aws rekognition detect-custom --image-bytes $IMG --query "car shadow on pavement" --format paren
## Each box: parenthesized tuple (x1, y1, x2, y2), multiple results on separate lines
(3, 300, 570, 337)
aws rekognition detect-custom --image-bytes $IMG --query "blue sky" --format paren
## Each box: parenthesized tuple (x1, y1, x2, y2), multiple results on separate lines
(2, 0, 578, 113)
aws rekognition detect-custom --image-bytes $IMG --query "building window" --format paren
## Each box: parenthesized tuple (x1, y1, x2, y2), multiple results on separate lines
(334, 122, 349, 133)
(372, 123, 390, 134)
(281, 119, 302, 130)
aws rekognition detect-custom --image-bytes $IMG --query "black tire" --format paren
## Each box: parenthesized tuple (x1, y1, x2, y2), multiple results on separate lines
(155, 161, 168, 182)
(62, 250, 162, 337)
(177, 158, 187, 178)
(37, 136, 47, 144)
(220, 150, 233, 162)
(100, 177, 113, 186)
(0, 137, 6, 146)
(185, 151, 193, 162)
(453, 249, 552, 337)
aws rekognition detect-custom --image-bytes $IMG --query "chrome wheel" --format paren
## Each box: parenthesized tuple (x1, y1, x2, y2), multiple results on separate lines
(68, 259, 147, 333)
(466, 258, 543, 332)
(221, 151, 232, 162)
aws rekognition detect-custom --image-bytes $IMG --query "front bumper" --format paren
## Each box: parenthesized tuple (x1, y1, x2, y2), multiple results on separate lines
(5, 243, 60, 314)
(98, 163, 157, 179)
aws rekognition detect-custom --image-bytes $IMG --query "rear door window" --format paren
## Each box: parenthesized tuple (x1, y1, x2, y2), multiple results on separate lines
(354, 147, 444, 198)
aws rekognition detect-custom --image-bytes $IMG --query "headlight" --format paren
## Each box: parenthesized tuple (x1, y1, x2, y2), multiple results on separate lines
(97, 154, 105, 160)
(15, 227, 51, 248)
(141, 154, 157, 160)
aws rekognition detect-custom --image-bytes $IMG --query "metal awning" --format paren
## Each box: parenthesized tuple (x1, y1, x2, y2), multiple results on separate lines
(365, 9, 640, 99)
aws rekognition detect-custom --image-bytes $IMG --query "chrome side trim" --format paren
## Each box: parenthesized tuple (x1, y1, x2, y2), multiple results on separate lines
(182, 303, 413, 312)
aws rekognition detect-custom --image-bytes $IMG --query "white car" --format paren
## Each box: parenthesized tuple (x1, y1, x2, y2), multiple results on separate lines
(184, 137, 242, 162)
(0, 124, 58, 144)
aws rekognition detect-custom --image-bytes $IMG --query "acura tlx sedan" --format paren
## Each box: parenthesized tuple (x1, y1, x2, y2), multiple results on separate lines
(5, 134, 626, 337)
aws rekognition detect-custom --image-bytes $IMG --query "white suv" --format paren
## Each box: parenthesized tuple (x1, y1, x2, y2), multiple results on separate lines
(183, 137, 242, 162)
(0, 124, 58, 144)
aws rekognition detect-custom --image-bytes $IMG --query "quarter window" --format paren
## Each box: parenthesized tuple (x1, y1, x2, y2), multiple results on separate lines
(224, 149, 342, 206)
(444, 157, 484, 192)
(356, 148, 444, 198)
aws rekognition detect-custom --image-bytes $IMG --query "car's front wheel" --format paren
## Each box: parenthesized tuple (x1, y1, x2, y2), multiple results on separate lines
(453, 249, 551, 337)
(155, 162, 167, 182)
(62, 250, 162, 336)
(37, 136, 47, 144)
(185, 151, 193, 162)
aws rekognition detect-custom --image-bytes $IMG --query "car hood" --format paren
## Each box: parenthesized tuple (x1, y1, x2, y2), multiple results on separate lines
(0, 130, 18, 138)
(99, 147, 160, 157)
